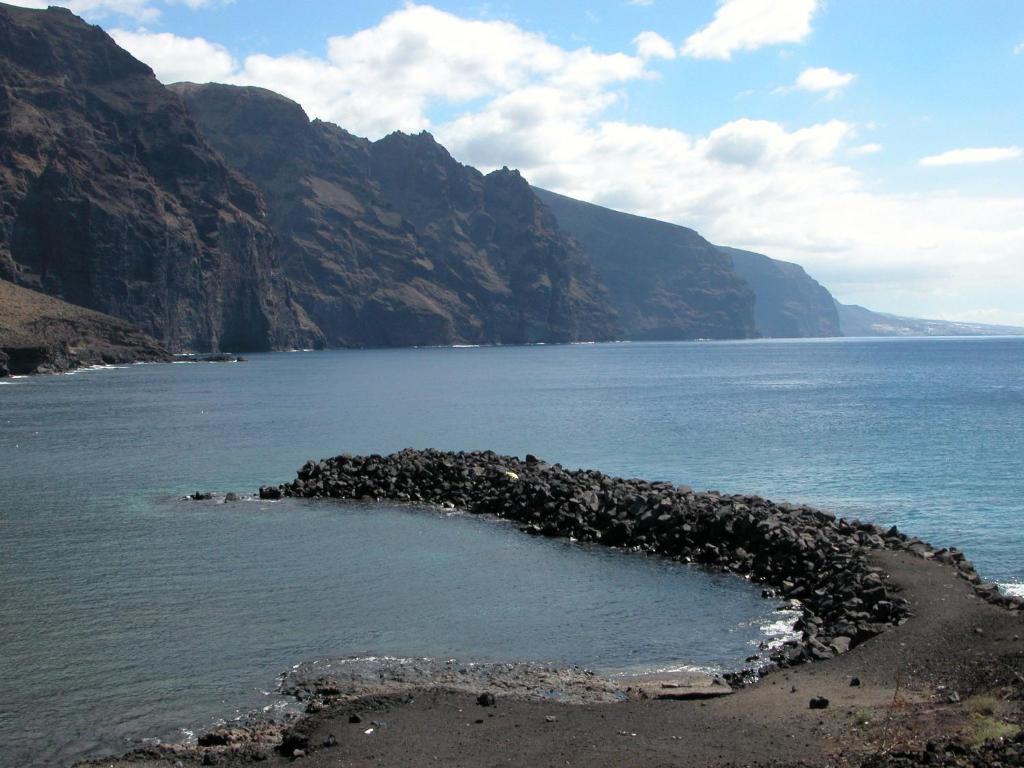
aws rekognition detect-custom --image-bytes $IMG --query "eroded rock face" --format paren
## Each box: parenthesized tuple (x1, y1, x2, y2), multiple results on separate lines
(174, 83, 620, 347)
(0, 6, 319, 352)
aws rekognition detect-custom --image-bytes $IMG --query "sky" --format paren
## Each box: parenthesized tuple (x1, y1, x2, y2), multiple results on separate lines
(10, 0, 1024, 324)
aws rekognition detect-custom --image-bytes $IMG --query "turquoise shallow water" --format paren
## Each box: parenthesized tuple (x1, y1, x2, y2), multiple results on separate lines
(1, 337, 1022, 765)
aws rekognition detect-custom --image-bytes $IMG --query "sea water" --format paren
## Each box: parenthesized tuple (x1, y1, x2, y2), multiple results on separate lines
(2, 337, 1022, 765)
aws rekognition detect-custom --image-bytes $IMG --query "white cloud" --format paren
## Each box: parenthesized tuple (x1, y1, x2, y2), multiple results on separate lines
(115, 3, 649, 137)
(849, 143, 883, 156)
(1015, 42, 1024, 55)
(702, 118, 853, 166)
(111, 3, 1024, 325)
(682, 0, 820, 60)
(111, 28, 236, 81)
(629, 0, 654, 5)
(793, 66, 855, 98)
(633, 31, 676, 60)
(919, 147, 1023, 167)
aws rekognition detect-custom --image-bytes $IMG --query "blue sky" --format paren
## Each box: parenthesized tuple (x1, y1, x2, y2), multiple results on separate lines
(12, 0, 1024, 324)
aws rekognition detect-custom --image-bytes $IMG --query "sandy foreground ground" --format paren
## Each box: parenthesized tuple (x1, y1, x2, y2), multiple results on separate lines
(80, 548, 1024, 768)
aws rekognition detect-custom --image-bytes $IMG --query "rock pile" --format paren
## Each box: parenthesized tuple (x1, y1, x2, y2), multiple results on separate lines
(259, 449, 1015, 675)
(860, 732, 1024, 768)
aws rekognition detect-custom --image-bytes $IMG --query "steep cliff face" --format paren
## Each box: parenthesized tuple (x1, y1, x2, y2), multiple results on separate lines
(0, 4, 318, 352)
(370, 133, 617, 344)
(719, 247, 841, 338)
(533, 188, 757, 340)
(175, 83, 618, 347)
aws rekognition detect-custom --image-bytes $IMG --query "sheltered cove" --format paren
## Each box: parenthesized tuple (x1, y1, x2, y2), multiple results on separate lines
(259, 449, 1020, 675)
(86, 450, 1024, 767)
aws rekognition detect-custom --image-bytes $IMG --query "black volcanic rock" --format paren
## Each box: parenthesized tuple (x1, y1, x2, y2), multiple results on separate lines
(533, 188, 757, 340)
(719, 246, 841, 338)
(175, 83, 619, 347)
(0, 4, 319, 352)
(0, 277, 170, 375)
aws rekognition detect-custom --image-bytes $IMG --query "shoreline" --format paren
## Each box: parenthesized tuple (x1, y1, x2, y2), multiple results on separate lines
(77, 450, 1024, 767)
(7, 335, 1024, 381)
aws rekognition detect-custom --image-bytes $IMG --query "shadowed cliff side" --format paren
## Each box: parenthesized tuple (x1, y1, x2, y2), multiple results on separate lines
(0, 4, 319, 352)
(719, 246, 841, 338)
(533, 188, 757, 340)
(174, 83, 619, 347)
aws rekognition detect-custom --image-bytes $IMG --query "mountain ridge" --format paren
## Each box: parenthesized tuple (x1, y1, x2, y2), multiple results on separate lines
(0, 3, 319, 352)
(172, 82, 620, 347)
(1, 3, 1018, 355)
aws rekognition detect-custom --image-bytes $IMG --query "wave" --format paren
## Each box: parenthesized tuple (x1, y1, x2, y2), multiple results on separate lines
(999, 582, 1024, 598)
(758, 608, 802, 649)
(608, 662, 721, 678)
(63, 365, 131, 376)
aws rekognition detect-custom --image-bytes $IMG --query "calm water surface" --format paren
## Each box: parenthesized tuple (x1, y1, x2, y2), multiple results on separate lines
(2, 338, 1022, 765)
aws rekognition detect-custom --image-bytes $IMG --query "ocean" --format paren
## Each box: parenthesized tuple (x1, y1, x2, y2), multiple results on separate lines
(1, 337, 1021, 765)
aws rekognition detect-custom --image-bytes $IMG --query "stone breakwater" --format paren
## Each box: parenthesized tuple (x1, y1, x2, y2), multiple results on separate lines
(259, 449, 1020, 677)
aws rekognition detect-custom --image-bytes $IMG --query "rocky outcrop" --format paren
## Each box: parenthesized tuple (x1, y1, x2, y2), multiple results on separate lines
(533, 188, 757, 340)
(174, 84, 619, 347)
(720, 246, 841, 338)
(0, 278, 170, 375)
(0, 4, 319, 352)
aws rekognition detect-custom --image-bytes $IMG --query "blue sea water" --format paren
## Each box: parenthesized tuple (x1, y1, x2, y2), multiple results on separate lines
(1, 337, 1022, 765)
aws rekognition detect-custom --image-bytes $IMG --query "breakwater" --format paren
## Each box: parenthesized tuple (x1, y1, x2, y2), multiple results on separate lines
(259, 449, 1020, 676)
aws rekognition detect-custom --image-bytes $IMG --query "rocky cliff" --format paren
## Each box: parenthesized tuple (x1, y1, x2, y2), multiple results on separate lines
(0, 278, 170, 375)
(533, 188, 757, 340)
(719, 247, 841, 338)
(174, 84, 618, 346)
(0, 4, 318, 352)
(9, 4, 978, 352)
